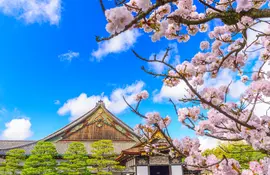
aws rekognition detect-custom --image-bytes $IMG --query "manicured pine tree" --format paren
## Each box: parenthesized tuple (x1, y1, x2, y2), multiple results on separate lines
(58, 142, 90, 175)
(203, 141, 267, 169)
(88, 140, 124, 175)
(22, 141, 58, 175)
(0, 149, 26, 175)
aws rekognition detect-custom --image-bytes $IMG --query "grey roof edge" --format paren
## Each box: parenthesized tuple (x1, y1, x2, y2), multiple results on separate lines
(0, 101, 141, 151)
(0, 141, 36, 151)
(41, 103, 101, 141)
(0, 140, 36, 142)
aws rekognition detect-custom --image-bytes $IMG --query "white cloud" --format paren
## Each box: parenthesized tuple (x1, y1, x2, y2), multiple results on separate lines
(247, 19, 270, 46)
(92, 30, 141, 60)
(246, 18, 270, 60)
(58, 50, 79, 62)
(245, 19, 270, 117)
(153, 69, 247, 103)
(0, 0, 61, 25)
(229, 81, 248, 98)
(199, 136, 219, 151)
(253, 99, 270, 117)
(148, 43, 179, 74)
(245, 20, 270, 117)
(153, 82, 189, 102)
(2, 118, 33, 140)
(58, 81, 145, 121)
(203, 69, 248, 99)
(252, 61, 270, 117)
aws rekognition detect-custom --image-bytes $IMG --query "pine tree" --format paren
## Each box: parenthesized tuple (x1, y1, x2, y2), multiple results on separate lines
(203, 141, 267, 169)
(58, 142, 90, 175)
(22, 141, 58, 175)
(1, 149, 25, 175)
(88, 140, 124, 175)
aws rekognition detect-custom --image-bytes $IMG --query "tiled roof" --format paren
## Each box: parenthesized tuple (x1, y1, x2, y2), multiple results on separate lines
(116, 129, 170, 161)
(0, 140, 35, 149)
(0, 140, 36, 155)
(42, 100, 140, 142)
(0, 100, 140, 155)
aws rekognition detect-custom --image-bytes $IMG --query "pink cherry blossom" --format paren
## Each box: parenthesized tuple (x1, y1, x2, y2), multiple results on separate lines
(127, 0, 151, 12)
(241, 75, 249, 83)
(249, 161, 263, 174)
(236, 0, 253, 12)
(105, 6, 134, 34)
(200, 41, 210, 50)
(241, 170, 254, 175)
(135, 90, 149, 101)
(102, 0, 270, 173)
(145, 112, 162, 125)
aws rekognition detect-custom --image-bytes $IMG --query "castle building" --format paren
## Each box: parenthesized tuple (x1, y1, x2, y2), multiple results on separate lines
(0, 101, 200, 175)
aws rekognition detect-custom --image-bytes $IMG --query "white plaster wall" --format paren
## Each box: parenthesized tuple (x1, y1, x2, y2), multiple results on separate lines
(137, 166, 148, 175)
(171, 165, 183, 175)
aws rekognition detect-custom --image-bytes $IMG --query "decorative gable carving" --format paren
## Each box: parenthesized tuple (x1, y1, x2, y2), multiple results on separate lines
(59, 107, 138, 141)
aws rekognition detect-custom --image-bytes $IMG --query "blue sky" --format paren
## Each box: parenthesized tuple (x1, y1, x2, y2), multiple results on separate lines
(0, 0, 227, 143)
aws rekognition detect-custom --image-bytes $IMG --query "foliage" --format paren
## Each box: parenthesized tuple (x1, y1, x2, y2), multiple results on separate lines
(203, 142, 267, 169)
(88, 140, 124, 175)
(22, 141, 58, 175)
(0, 149, 25, 175)
(58, 142, 90, 175)
(98, 0, 270, 174)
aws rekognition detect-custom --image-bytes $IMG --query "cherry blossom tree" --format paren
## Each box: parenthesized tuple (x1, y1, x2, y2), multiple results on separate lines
(97, 0, 270, 174)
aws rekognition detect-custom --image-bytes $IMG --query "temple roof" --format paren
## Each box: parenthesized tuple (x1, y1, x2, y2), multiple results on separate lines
(43, 100, 140, 142)
(116, 130, 170, 161)
(0, 101, 140, 154)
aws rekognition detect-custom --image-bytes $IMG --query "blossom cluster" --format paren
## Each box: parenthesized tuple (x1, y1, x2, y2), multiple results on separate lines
(243, 158, 270, 175)
(178, 106, 200, 122)
(145, 112, 171, 129)
(134, 90, 149, 101)
(105, 6, 134, 34)
(104, 0, 270, 173)
(173, 137, 242, 174)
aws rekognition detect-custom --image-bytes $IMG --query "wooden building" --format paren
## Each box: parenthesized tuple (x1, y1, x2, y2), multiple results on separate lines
(0, 101, 139, 156)
(0, 100, 200, 175)
(117, 130, 201, 175)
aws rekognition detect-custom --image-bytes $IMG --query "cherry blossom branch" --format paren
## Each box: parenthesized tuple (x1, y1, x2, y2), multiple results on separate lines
(98, 4, 270, 42)
(167, 13, 219, 25)
(115, 0, 127, 6)
(246, 92, 260, 123)
(170, 100, 243, 141)
(99, 0, 270, 172)
(198, 0, 223, 13)
(132, 49, 256, 129)
(122, 97, 187, 157)
(99, 0, 106, 13)
(96, 0, 176, 42)
(185, 155, 228, 169)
